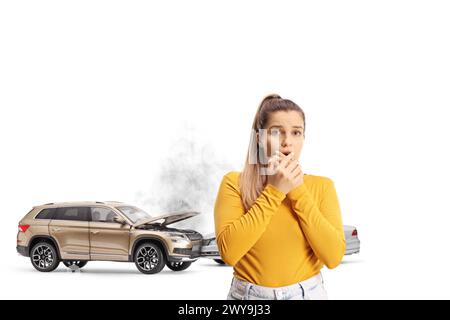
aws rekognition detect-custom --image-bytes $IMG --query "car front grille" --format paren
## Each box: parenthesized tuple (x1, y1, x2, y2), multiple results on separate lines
(173, 248, 190, 255)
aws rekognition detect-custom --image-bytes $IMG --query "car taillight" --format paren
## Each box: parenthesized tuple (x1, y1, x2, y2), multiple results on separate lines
(352, 229, 358, 237)
(19, 224, 30, 233)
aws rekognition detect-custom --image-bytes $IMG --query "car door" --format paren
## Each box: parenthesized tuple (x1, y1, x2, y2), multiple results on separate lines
(49, 206, 90, 260)
(89, 206, 130, 261)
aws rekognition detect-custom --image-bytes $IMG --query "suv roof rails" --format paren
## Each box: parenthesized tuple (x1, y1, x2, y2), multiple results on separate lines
(43, 202, 54, 205)
(95, 201, 105, 204)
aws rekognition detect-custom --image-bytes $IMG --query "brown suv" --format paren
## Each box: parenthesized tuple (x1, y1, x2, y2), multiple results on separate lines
(16, 201, 203, 274)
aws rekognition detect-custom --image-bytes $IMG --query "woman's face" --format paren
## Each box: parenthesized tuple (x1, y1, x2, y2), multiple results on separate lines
(262, 110, 305, 163)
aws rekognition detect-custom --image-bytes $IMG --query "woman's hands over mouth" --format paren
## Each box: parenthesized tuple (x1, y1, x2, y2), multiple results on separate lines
(266, 151, 304, 195)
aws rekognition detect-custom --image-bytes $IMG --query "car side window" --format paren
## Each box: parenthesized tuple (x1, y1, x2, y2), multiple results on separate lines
(54, 207, 89, 221)
(91, 207, 118, 223)
(35, 208, 56, 219)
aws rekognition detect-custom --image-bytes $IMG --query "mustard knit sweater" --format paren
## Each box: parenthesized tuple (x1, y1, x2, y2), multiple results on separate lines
(214, 171, 345, 287)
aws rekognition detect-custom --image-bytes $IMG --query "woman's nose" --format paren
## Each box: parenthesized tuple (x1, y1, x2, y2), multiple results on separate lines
(281, 135, 293, 147)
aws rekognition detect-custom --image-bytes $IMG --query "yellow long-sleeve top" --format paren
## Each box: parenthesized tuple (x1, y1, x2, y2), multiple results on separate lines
(214, 171, 346, 287)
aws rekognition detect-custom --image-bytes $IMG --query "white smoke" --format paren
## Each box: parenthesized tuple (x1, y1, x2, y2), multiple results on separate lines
(134, 125, 234, 234)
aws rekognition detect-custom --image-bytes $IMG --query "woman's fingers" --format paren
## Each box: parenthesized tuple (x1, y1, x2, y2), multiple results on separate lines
(286, 159, 300, 173)
(293, 163, 304, 180)
(267, 154, 281, 174)
(289, 163, 301, 175)
(292, 164, 302, 178)
(273, 151, 303, 177)
(278, 152, 296, 168)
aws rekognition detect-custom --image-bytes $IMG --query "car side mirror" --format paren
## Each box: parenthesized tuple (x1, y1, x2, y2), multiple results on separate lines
(113, 216, 126, 225)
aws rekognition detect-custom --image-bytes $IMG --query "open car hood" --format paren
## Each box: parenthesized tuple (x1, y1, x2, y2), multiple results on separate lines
(133, 211, 200, 227)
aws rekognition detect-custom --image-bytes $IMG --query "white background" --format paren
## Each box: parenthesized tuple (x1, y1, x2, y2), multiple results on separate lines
(1, 0, 450, 299)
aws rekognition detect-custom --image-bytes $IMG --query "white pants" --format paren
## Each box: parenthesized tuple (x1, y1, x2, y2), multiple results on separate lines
(227, 272, 328, 300)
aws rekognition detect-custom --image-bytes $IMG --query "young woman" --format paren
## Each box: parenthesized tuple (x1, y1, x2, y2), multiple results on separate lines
(214, 94, 345, 300)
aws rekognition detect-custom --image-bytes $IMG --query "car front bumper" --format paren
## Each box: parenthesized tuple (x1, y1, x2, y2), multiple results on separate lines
(200, 245, 221, 259)
(168, 240, 202, 262)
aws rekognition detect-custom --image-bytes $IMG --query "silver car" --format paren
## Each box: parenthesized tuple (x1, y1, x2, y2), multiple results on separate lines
(201, 225, 360, 264)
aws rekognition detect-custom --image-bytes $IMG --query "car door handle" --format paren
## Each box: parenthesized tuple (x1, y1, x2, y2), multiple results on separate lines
(91, 231, 99, 235)
(52, 228, 61, 232)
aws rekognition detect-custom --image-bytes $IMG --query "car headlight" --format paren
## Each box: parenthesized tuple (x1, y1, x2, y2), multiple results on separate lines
(167, 232, 189, 243)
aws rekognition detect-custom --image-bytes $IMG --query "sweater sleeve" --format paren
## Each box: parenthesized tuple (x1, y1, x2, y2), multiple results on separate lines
(214, 173, 286, 266)
(286, 178, 346, 269)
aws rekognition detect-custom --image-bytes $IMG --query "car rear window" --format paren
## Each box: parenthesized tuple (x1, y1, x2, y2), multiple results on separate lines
(54, 207, 89, 221)
(35, 208, 56, 220)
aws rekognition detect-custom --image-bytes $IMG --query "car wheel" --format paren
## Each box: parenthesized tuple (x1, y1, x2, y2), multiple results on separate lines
(30, 242, 60, 272)
(166, 261, 192, 271)
(214, 259, 226, 265)
(134, 242, 165, 274)
(63, 260, 88, 269)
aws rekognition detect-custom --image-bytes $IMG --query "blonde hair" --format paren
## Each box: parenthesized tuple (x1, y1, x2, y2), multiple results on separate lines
(239, 94, 305, 211)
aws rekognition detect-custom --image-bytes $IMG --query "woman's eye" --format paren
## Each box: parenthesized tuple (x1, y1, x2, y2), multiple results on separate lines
(270, 130, 280, 136)
(294, 131, 303, 136)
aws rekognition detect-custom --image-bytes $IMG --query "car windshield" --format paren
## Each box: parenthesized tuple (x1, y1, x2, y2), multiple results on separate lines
(116, 206, 152, 224)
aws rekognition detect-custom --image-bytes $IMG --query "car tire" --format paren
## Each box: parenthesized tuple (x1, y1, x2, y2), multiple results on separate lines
(63, 260, 88, 269)
(166, 261, 192, 271)
(214, 259, 226, 265)
(134, 242, 165, 274)
(30, 241, 60, 272)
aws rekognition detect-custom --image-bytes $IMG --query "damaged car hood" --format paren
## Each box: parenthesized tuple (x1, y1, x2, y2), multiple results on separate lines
(133, 211, 200, 227)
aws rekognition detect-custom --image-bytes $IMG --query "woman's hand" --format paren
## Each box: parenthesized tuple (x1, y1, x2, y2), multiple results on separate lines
(266, 151, 304, 194)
